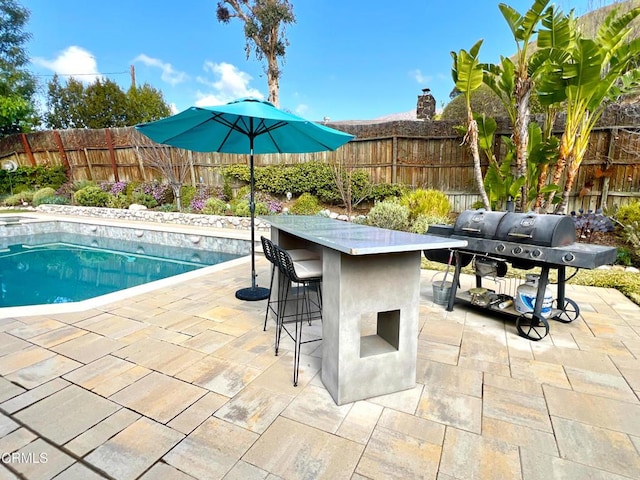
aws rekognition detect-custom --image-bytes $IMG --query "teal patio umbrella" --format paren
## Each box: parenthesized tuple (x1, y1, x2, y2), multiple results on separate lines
(136, 98, 354, 301)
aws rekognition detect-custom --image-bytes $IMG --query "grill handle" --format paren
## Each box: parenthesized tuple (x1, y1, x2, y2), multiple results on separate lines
(461, 227, 482, 233)
(508, 232, 533, 238)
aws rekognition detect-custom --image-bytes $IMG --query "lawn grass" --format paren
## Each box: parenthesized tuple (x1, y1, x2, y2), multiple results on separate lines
(422, 259, 640, 306)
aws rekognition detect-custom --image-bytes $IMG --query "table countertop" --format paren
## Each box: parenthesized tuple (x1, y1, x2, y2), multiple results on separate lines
(262, 215, 467, 255)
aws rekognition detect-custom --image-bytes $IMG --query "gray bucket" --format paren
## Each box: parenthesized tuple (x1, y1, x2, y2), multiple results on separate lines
(432, 280, 452, 306)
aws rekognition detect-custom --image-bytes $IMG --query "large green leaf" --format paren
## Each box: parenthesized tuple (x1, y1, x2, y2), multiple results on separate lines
(562, 39, 601, 90)
(595, 7, 640, 58)
(499, 0, 551, 42)
(475, 113, 497, 152)
(537, 5, 574, 50)
(451, 40, 484, 95)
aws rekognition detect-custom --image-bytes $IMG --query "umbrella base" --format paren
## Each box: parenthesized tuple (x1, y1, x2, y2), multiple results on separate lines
(235, 286, 270, 301)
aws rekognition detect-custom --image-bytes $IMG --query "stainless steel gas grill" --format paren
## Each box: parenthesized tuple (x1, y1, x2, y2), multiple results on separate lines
(425, 210, 617, 341)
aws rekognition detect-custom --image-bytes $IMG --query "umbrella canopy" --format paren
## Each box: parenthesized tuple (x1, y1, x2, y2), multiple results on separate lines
(135, 98, 354, 154)
(136, 98, 355, 301)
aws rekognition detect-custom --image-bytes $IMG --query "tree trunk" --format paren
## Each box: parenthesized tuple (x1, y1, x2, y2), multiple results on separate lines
(267, 54, 279, 107)
(514, 77, 531, 209)
(468, 118, 491, 211)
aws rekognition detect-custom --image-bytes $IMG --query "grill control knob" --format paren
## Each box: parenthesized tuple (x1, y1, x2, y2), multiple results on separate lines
(531, 249, 542, 258)
(562, 253, 576, 263)
(512, 246, 523, 255)
(495, 244, 506, 253)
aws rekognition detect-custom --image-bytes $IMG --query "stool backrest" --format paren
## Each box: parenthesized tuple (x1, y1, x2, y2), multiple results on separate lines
(260, 236, 277, 265)
(273, 244, 300, 282)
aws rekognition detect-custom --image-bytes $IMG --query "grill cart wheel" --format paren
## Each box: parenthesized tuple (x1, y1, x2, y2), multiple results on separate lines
(551, 298, 580, 323)
(516, 313, 550, 341)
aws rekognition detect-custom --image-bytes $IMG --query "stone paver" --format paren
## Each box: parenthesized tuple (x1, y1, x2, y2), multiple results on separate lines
(552, 415, 640, 478)
(163, 417, 258, 479)
(85, 418, 183, 480)
(544, 384, 640, 436)
(243, 416, 363, 480)
(14, 385, 119, 444)
(109, 371, 206, 424)
(0, 257, 639, 480)
(51, 333, 124, 364)
(439, 427, 522, 480)
(8, 439, 75, 479)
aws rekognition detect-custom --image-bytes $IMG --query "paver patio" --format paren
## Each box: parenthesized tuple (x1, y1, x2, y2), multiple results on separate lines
(1, 243, 639, 479)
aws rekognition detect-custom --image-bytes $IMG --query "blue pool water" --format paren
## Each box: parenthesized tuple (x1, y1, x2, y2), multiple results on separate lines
(0, 236, 240, 308)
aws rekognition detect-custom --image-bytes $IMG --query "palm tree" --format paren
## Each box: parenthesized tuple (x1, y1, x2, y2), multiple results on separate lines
(451, 40, 491, 210)
(536, 5, 640, 213)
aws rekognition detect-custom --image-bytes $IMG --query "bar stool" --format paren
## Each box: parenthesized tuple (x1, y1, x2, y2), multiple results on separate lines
(260, 236, 319, 331)
(272, 244, 323, 386)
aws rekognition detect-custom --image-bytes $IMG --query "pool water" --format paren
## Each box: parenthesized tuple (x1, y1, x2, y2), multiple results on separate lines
(0, 238, 240, 308)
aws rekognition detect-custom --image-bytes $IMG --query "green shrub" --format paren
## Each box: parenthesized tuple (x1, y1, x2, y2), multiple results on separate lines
(408, 214, 451, 234)
(366, 198, 410, 231)
(107, 193, 130, 209)
(368, 183, 407, 202)
(38, 195, 69, 205)
(232, 199, 268, 217)
(0, 165, 68, 195)
(32, 187, 57, 206)
(2, 191, 35, 206)
(615, 201, 640, 226)
(202, 197, 228, 215)
(131, 192, 158, 209)
(290, 193, 321, 215)
(180, 185, 197, 208)
(73, 180, 97, 191)
(74, 186, 110, 207)
(155, 203, 178, 212)
(400, 189, 451, 221)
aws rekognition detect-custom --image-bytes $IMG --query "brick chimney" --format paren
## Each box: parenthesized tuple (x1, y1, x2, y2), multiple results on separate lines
(416, 88, 435, 120)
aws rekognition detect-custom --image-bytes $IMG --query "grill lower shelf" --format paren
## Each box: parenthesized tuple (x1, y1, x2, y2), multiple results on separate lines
(451, 288, 580, 341)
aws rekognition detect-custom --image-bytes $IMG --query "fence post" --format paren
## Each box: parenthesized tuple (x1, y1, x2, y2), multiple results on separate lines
(104, 128, 120, 182)
(53, 130, 71, 173)
(600, 127, 617, 211)
(20, 133, 36, 166)
(392, 136, 398, 183)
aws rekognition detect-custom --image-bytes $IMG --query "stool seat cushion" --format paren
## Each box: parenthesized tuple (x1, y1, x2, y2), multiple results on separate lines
(292, 259, 323, 279)
(288, 248, 319, 261)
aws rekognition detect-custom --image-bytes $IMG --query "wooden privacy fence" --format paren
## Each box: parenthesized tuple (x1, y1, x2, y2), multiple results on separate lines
(1, 123, 639, 213)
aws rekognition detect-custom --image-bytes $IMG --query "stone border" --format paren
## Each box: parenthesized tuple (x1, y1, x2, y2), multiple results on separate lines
(36, 204, 272, 231)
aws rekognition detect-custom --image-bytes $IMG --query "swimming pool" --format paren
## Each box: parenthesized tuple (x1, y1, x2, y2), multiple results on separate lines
(0, 215, 252, 316)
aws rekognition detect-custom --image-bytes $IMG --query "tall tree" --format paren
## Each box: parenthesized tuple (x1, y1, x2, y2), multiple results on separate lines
(216, 0, 295, 106)
(127, 83, 172, 124)
(451, 40, 492, 210)
(83, 79, 128, 129)
(45, 75, 86, 129)
(45, 76, 171, 129)
(0, 0, 38, 136)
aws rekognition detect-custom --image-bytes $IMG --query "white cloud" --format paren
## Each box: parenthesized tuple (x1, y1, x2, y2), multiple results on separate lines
(133, 54, 187, 86)
(32, 46, 102, 83)
(411, 69, 432, 85)
(194, 61, 263, 106)
(295, 104, 309, 116)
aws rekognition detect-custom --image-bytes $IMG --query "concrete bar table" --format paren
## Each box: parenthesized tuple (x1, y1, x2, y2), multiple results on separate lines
(264, 215, 466, 405)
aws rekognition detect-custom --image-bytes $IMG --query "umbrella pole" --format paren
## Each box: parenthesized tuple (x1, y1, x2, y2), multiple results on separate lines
(236, 136, 270, 301)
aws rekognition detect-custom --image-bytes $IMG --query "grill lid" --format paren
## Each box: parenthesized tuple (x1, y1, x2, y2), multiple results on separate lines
(453, 210, 507, 238)
(494, 212, 575, 247)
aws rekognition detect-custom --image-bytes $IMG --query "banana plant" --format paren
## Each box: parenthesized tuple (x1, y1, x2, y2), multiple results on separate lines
(489, 0, 552, 205)
(451, 39, 491, 210)
(536, 5, 640, 213)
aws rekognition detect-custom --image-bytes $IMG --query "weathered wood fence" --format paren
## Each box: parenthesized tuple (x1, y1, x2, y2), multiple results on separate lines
(1, 119, 639, 213)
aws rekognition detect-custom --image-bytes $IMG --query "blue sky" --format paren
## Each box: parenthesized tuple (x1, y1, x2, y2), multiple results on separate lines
(24, 0, 605, 121)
